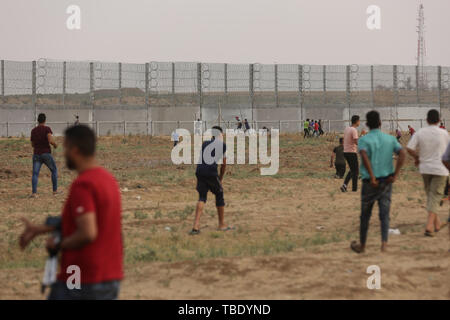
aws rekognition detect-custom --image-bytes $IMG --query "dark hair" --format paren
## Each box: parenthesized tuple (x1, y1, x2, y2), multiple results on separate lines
(37, 113, 46, 124)
(211, 125, 223, 134)
(64, 125, 96, 156)
(351, 115, 360, 124)
(427, 109, 440, 124)
(339, 137, 343, 144)
(366, 111, 381, 130)
(306, 118, 309, 121)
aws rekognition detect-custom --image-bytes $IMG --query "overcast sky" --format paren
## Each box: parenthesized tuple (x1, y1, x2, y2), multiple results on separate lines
(1, 0, 449, 65)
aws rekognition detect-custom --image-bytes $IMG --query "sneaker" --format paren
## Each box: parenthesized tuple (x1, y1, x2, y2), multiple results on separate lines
(340, 185, 347, 193)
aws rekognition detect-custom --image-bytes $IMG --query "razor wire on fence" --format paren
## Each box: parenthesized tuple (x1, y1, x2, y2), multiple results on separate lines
(1, 59, 450, 136)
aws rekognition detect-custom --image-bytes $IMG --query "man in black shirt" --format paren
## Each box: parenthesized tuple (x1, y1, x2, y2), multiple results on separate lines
(190, 126, 231, 235)
(331, 138, 346, 178)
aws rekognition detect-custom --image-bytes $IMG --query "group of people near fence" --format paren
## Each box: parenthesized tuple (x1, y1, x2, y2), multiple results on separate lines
(332, 110, 449, 253)
(303, 119, 324, 138)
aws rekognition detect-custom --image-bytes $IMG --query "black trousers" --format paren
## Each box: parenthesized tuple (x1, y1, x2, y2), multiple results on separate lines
(335, 163, 346, 178)
(344, 152, 359, 191)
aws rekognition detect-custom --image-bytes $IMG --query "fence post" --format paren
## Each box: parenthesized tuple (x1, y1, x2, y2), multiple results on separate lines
(279, 120, 281, 133)
(298, 65, 303, 121)
(90, 62, 95, 124)
(1, 60, 4, 102)
(250, 63, 254, 121)
(416, 65, 420, 103)
(438, 66, 442, 114)
(150, 120, 154, 136)
(275, 64, 279, 108)
(6, 122, 9, 137)
(172, 62, 176, 107)
(145, 62, 150, 135)
(96, 121, 99, 137)
(370, 65, 374, 107)
(346, 65, 351, 121)
(123, 121, 126, 136)
(224, 63, 228, 101)
(197, 63, 202, 120)
(62, 61, 66, 106)
(118, 62, 122, 106)
(32, 61, 37, 122)
(323, 65, 327, 104)
(328, 120, 331, 132)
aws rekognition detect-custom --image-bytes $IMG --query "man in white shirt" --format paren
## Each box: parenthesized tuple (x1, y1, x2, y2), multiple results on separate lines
(171, 130, 180, 147)
(407, 109, 449, 237)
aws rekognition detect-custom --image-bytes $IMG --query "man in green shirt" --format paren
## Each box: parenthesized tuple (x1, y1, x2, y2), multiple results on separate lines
(303, 119, 310, 138)
(351, 111, 406, 253)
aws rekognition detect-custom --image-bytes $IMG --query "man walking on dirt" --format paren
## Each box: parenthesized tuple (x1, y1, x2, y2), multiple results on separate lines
(190, 126, 232, 235)
(30, 113, 59, 197)
(340, 115, 360, 192)
(20, 125, 123, 299)
(351, 111, 406, 253)
(331, 138, 346, 179)
(406, 109, 449, 237)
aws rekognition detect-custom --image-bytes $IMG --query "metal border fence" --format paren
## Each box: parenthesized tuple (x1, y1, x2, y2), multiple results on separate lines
(1, 59, 449, 136)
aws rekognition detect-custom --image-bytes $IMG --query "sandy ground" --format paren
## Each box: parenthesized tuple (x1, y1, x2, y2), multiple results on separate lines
(0, 134, 448, 300)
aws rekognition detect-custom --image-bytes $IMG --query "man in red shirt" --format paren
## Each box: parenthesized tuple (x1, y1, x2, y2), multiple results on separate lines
(20, 125, 123, 300)
(30, 113, 59, 197)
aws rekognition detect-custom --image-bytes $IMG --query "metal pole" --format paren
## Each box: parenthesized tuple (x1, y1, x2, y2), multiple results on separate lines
(323, 65, 327, 104)
(6, 122, 9, 137)
(197, 63, 202, 120)
(298, 65, 303, 121)
(123, 120, 126, 136)
(346, 65, 351, 121)
(370, 65, 374, 107)
(172, 62, 175, 107)
(1, 60, 4, 101)
(250, 64, 254, 121)
(145, 62, 150, 135)
(438, 66, 442, 114)
(89, 62, 95, 125)
(62, 61, 66, 106)
(416, 65, 420, 103)
(32, 61, 37, 122)
(224, 63, 228, 95)
(393, 65, 398, 132)
(275, 64, 279, 108)
(118, 62, 122, 106)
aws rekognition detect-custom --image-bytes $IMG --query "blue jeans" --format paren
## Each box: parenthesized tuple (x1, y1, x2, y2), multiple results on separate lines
(48, 280, 120, 300)
(360, 180, 392, 244)
(32, 153, 58, 194)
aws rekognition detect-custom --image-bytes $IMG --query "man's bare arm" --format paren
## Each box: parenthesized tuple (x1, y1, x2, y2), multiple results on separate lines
(443, 160, 450, 171)
(19, 218, 55, 250)
(330, 152, 335, 167)
(59, 213, 97, 250)
(47, 133, 57, 148)
(360, 150, 377, 187)
(219, 157, 227, 182)
(406, 147, 419, 166)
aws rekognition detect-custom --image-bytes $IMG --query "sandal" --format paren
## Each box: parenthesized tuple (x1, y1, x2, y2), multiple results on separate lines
(218, 226, 235, 232)
(350, 241, 364, 254)
(424, 230, 434, 237)
(189, 229, 200, 235)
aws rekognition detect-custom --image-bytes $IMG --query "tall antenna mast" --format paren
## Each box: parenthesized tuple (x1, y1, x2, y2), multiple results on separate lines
(417, 4, 426, 90)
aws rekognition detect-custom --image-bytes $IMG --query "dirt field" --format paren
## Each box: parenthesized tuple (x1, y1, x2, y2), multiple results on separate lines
(0, 134, 448, 300)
